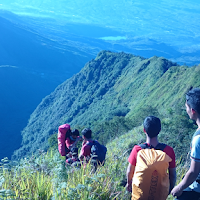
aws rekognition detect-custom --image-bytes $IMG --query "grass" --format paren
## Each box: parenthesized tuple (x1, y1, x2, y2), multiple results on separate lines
(0, 127, 191, 200)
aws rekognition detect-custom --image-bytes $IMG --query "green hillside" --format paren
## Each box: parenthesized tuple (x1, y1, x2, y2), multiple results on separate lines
(0, 125, 192, 199)
(12, 50, 200, 160)
(2, 50, 200, 199)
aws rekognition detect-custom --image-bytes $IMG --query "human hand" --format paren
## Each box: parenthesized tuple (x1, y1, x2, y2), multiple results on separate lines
(67, 152, 72, 158)
(77, 136, 83, 141)
(125, 183, 132, 193)
(171, 185, 183, 198)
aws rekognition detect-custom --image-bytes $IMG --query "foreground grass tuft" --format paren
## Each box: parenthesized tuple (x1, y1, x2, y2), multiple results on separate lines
(0, 127, 190, 199)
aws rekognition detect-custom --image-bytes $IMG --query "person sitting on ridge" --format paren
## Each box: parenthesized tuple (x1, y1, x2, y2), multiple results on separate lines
(79, 128, 94, 163)
(65, 129, 82, 158)
(79, 128, 107, 170)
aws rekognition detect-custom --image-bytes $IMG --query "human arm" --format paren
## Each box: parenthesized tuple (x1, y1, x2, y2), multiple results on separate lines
(125, 145, 140, 192)
(171, 160, 200, 197)
(163, 145, 176, 193)
(126, 163, 135, 192)
(168, 167, 176, 193)
(68, 137, 82, 150)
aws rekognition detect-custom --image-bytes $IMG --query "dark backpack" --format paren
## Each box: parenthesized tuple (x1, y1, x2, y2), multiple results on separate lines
(88, 140, 107, 165)
(139, 142, 166, 151)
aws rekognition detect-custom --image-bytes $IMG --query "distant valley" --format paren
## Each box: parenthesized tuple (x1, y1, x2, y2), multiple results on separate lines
(0, 6, 200, 160)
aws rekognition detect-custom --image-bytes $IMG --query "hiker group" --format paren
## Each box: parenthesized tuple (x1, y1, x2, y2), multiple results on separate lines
(57, 87, 200, 200)
(57, 125, 107, 169)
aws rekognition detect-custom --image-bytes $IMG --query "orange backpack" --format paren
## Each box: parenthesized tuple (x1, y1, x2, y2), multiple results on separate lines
(132, 143, 172, 200)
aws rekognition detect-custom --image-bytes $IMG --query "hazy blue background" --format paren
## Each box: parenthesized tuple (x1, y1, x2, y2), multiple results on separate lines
(0, 0, 200, 159)
(1, 0, 200, 54)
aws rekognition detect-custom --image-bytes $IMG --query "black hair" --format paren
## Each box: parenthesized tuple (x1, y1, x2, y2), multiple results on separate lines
(143, 116, 161, 138)
(65, 129, 72, 139)
(81, 128, 92, 139)
(186, 88, 200, 114)
(71, 129, 79, 136)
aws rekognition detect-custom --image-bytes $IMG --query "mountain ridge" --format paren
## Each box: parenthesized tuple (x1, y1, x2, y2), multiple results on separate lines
(13, 50, 197, 160)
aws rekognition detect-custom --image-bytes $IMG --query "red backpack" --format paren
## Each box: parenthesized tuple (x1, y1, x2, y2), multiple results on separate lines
(57, 124, 71, 156)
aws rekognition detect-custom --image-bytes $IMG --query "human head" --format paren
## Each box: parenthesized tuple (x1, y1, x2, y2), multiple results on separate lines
(71, 129, 79, 139)
(186, 88, 200, 116)
(143, 116, 161, 138)
(81, 128, 92, 139)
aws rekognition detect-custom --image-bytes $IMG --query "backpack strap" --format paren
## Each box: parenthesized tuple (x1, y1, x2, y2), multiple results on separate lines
(139, 143, 150, 149)
(139, 143, 166, 151)
(154, 143, 167, 151)
(86, 140, 97, 146)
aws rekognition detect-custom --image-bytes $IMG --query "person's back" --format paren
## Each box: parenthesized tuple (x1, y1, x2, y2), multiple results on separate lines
(79, 128, 93, 163)
(126, 116, 176, 200)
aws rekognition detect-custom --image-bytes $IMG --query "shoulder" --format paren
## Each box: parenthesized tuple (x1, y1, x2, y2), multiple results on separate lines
(85, 140, 95, 145)
(163, 144, 175, 156)
(130, 144, 142, 154)
(129, 144, 143, 155)
(83, 140, 93, 148)
(134, 144, 143, 151)
(191, 133, 200, 162)
(65, 137, 73, 148)
(192, 134, 200, 147)
(65, 137, 74, 144)
(163, 144, 174, 152)
(65, 137, 70, 142)
(128, 145, 142, 165)
(163, 144, 176, 168)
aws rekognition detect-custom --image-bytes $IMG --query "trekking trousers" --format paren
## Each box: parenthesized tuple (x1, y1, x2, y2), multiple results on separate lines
(174, 191, 200, 200)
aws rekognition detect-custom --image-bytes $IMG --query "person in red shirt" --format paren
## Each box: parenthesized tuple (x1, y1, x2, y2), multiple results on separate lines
(79, 128, 93, 163)
(65, 129, 82, 158)
(126, 116, 176, 195)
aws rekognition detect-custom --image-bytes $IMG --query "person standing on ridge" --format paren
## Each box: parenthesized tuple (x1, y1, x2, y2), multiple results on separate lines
(171, 88, 200, 199)
(126, 116, 176, 200)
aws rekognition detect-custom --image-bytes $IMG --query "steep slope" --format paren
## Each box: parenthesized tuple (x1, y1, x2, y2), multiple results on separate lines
(0, 66, 58, 159)
(0, 12, 94, 160)
(13, 50, 196, 159)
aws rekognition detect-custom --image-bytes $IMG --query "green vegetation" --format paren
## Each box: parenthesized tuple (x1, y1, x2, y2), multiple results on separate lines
(14, 50, 197, 159)
(5, 51, 200, 199)
(0, 121, 193, 199)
